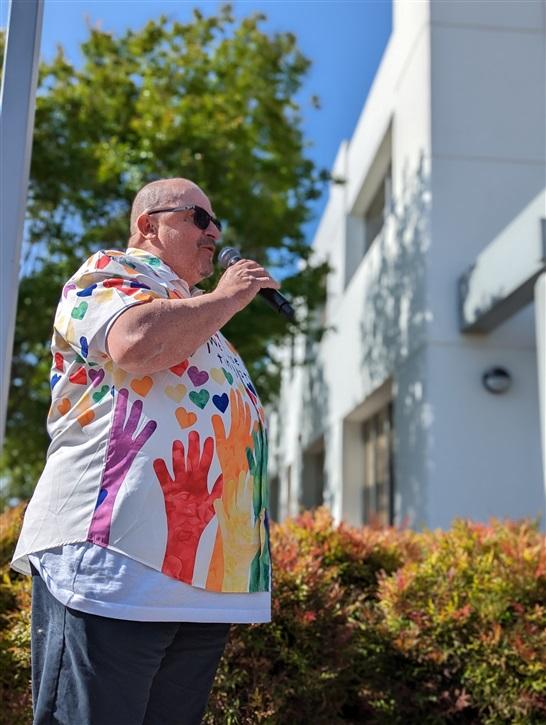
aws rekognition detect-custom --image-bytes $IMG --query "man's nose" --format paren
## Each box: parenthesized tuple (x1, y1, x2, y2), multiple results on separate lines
(206, 223, 221, 243)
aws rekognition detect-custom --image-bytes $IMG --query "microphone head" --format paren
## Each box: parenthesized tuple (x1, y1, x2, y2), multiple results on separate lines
(217, 247, 242, 270)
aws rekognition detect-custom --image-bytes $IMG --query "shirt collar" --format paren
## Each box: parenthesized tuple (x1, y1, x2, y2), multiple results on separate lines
(125, 247, 204, 297)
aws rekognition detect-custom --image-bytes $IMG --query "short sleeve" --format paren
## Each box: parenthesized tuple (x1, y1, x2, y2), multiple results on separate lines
(54, 251, 167, 363)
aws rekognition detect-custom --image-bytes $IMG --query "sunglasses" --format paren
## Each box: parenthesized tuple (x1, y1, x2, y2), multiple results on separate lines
(146, 205, 222, 232)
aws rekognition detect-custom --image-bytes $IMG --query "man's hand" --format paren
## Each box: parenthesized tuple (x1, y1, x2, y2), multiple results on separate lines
(214, 260, 280, 314)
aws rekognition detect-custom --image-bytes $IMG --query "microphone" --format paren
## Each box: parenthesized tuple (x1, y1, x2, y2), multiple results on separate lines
(218, 247, 296, 321)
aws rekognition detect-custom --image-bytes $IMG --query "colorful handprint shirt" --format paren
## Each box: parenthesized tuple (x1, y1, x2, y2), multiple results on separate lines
(12, 247, 271, 594)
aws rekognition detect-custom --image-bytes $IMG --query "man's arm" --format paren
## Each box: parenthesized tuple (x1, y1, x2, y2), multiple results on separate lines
(107, 260, 280, 374)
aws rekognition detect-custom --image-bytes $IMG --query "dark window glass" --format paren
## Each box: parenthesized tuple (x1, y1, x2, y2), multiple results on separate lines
(362, 401, 394, 525)
(364, 166, 392, 252)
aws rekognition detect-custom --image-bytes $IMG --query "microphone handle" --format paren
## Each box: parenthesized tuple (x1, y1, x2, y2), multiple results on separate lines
(258, 288, 296, 321)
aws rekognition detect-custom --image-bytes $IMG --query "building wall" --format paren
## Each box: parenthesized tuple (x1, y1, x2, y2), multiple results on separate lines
(425, 0, 546, 524)
(269, 0, 546, 529)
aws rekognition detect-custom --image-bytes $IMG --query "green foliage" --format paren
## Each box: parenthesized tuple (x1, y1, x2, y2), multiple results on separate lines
(207, 511, 546, 724)
(2, 6, 329, 499)
(377, 519, 546, 724)
(2, 504, 544, 724)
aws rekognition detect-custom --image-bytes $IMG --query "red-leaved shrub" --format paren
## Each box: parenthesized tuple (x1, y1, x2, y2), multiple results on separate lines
(1, 504, 545, 724)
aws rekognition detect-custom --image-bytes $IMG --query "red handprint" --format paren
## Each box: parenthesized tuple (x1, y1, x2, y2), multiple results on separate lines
(153, 431, 223, 583)
(88, 388, 157, 546)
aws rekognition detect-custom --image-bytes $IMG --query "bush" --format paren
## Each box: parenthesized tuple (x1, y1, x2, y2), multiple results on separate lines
(377, 519, 546, 724)
(0, 504, 32, 725)
(1, 504, 545, 724)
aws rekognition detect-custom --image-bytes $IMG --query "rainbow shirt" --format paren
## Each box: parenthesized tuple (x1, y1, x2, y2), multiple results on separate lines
(12, 247, 270, 593)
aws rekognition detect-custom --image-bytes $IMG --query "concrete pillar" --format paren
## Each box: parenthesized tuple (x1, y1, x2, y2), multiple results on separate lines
(341, 420, 364, 526)
(535, 272, 546, 521)
(0, 0, 44, 449)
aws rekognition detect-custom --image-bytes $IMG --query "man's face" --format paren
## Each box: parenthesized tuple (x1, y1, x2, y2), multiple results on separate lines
(146, 188, 221, 286)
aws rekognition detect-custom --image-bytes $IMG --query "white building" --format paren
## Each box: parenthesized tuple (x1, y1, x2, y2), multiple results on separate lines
(268, 0, 546, 531)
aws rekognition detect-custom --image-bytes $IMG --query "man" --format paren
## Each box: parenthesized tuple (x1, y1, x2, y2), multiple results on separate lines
(12, 178, 279, 725)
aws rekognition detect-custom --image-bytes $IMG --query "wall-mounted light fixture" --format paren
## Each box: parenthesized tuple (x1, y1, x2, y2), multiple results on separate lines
(482, 366, 512, 394)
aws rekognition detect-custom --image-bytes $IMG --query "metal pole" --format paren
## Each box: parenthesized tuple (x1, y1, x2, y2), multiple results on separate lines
(535, 272, 546, 528)
(0, 0, 44, 450)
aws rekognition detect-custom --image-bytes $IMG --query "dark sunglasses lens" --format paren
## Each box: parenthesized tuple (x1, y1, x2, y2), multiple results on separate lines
(194, 207, 221, 232)
(193, 207, 210, 230)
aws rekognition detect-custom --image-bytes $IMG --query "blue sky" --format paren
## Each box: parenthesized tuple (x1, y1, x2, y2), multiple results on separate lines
(2, 0, 392, 243)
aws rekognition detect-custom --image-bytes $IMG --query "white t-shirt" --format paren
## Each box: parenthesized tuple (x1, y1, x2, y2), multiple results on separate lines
(29, 543, 271, 623)
(13, 247, 272, 598)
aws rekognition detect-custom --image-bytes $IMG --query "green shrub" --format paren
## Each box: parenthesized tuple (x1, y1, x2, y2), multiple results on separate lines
(377, 519, 546, 725)
(0, 504, 32, 725)
(1, 504, 545, 724)
(206, 511, 546, 724)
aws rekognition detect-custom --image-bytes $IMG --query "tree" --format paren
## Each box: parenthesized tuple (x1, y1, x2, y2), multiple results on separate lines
(1, 6, 329, 501)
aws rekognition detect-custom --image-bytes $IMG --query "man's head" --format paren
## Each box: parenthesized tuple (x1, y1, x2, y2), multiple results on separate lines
(129, 178, 221, 286)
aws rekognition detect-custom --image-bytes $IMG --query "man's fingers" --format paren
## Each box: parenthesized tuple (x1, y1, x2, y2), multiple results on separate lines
(217, 258, 282, 311)
(257, 277, 281, 290)
(229, 260, 280, 288)
(250, 266, 280, 289)
(231, 259, 260, 270)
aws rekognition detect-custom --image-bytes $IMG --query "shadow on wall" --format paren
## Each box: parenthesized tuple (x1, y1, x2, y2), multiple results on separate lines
(300, 342, 330, 507)
(359, 152, 433, 528)
(301, 337, 330, 447)
(266, 333, 331, 519)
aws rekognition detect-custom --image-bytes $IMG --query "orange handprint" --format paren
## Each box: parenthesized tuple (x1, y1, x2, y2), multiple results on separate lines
(212, 389, 253, 488)
(211, 389, 260, 590)
(153, 432, 223, 583)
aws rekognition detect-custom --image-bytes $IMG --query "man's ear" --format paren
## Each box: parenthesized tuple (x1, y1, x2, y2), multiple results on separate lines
(136, 213, 156, 238)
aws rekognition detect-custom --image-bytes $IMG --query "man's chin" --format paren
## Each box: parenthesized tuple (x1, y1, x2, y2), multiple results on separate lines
(195, 264, 214, 284)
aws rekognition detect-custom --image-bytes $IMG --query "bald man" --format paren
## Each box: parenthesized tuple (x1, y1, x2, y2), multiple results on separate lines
(13, 178, 279, 725)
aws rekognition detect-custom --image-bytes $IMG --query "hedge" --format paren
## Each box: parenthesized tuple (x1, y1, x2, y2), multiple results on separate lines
(1, 504, 545, 724)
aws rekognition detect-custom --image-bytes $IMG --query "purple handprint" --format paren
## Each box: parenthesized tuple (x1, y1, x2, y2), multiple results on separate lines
(87, 388, 157, 546)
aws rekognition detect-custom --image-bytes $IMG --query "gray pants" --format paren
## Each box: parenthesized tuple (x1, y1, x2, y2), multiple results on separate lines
(31, 566, 230, 725)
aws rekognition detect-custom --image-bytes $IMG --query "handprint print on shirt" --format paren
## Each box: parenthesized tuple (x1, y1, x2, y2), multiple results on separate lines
(250, 509, 271, 592)
(88, 388, 157, 546)
(246, 424, 269, 517)
(213, 471, 260, 591)
(153, 432, 222, 583)
(212, 389, 253, 489)
(211, 389, 260, 590)
(246, 425, 271, 591)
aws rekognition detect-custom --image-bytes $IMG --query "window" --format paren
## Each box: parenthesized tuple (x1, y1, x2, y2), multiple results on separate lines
(364, 164, 392, 253)
(344, 123, 393, 287)
(285, 464, 292, 516)
(301, 438, 325, 509)
(268, 475, 280, 522)
(362, 401, 394, 526)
